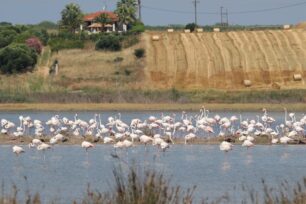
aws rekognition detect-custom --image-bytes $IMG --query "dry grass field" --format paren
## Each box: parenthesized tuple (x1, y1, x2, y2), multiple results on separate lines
(50, 41, 145, 91)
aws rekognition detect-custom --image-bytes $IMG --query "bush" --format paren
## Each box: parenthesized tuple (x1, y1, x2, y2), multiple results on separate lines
(95, 35, 121, 51)
(185, 23, 197, 32)
(130, 21, 145, 34)
(48, 38, 84, 52)
(0, 29, 17, 48)
(0, 44, 37, 74)
(26, 37, 43, 54)
(134, 48, 145, 58)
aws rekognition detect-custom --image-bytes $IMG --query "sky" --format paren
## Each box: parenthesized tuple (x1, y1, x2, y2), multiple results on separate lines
(0, 0, 306, 25)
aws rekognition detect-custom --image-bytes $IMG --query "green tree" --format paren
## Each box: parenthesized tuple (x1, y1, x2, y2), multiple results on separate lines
(60, 3, 83, 33)
(185, 23, 197, 32)
(0, 44, 37, 74)
(95, 13, 112, 31)
(0, 29, 17, 48)
(115, 0, 137, 27)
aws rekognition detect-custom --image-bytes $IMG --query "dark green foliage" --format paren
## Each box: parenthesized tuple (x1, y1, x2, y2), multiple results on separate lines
(129, 21, 145, 34)
(32, 29, 49, 45)
(0, 22, 12, 27)
(121, 34, 139, 48)
(0, 44, 37, 74)
(185, 23, 197, 32)
(60, 3, 83, 33)
(134, 48, 145, 58)
(48, 38, 84, 52)
(36, 21, 58, 29)
(14, 30, 49, 46)
(124, 69, 131, 76)
(115, 0, 138, 26)
(95, 35, 122, 51)
(0, 29, 18, 48)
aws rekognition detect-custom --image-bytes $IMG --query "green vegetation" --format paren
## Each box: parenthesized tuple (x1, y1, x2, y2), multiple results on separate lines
(145, 24, 283, 32)
(0, 29, 18, 48)
(134, 48, 145, 58)
(115, 0, 138, 27)
(129, 21, 145, 33)
(0, 88, 306, 104)
(0, 44, 37, 74)
(59, 3, 83, 33)
(185, 23, 197, 32)
(95, 13, 112, 31)
(95, 35, 122, 51)
(1, 164, 306, 204)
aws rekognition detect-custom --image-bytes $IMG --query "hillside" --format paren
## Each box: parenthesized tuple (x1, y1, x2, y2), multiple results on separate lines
(144, 29, 306, 89)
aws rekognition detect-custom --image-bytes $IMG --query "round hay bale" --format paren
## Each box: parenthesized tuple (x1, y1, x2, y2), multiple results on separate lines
(271, 82, 281, 89)
(283, 24, 291, 30)
(213, 28, 220, 32)
(243, 80, 252, 87)
(184, 29, 191, 33)
(293, 74, 302, 81)
(167, 29, 174, 33)
(197, 28, 203, 33)
(152, 35, 160, 41)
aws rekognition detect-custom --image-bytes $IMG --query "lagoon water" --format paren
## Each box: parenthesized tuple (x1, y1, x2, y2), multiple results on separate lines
(0, 111, 306, 203)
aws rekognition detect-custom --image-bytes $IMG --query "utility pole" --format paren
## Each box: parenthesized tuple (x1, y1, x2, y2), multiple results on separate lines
(192, 0, 200, 25)
(220, 6, 223, 26)
(220, 6, 229, 26)
(226, 9, 229, 26)
(138, 0, 142, 21)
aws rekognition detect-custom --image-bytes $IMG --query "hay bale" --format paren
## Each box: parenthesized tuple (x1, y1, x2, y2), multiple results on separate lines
(197, 28, 203, 33)
(272, 82, 281, 89)
(167, 29, 174, 33)
(293, 74, 302, 81)
(152, 35, 160, 41)
(213, 28, 220, 32)
(283, 24, 291, 30)
(243, 80, 252, 87)
(184, 29, 191, 33)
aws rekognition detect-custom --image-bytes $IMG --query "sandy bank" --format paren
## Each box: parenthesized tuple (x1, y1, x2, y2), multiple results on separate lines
(0, 103, 305, 111)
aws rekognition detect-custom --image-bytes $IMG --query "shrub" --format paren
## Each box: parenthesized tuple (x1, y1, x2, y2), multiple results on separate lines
(121, 34, 139, 48)
(26, 37, 43, 54)
(48, 38, 84, 52)
(0, 44, 37, 74)
(185, 23, 197, 32)
(129, 21, 145, 34)
(95, 35, 121, 51)
(134, 48, 145, 58)
(0, 29, 17, 48)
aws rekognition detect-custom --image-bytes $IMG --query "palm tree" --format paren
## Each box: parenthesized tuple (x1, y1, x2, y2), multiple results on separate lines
(115, 0, 137, 28)
(60, 3, 83, 33)
(95, 13, 112, 31)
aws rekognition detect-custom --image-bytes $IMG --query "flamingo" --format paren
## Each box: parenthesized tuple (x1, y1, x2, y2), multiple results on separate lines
(29, 139, 42, 148)
(219, 141, 233, 152)
(242, 140, 254, 149)
(81, 141, 94, 151)
(160, 141, 170, 151)
(12, 145, 25, 156)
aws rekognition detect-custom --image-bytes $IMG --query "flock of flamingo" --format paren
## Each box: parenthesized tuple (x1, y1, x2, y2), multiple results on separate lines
(2, 107, 305, 157)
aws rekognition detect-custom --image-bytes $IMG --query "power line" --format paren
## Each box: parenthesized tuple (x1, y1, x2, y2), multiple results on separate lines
(141, 1, 306, 15)
(230, 1, 306, 14)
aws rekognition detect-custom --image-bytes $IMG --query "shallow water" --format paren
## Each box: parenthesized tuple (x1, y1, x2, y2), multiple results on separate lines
(1, 145, 306, 203)
(0, 111, 305, 203)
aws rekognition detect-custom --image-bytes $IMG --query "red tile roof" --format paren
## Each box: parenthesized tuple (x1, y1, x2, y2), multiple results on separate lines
(84, 11, 119, 22)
